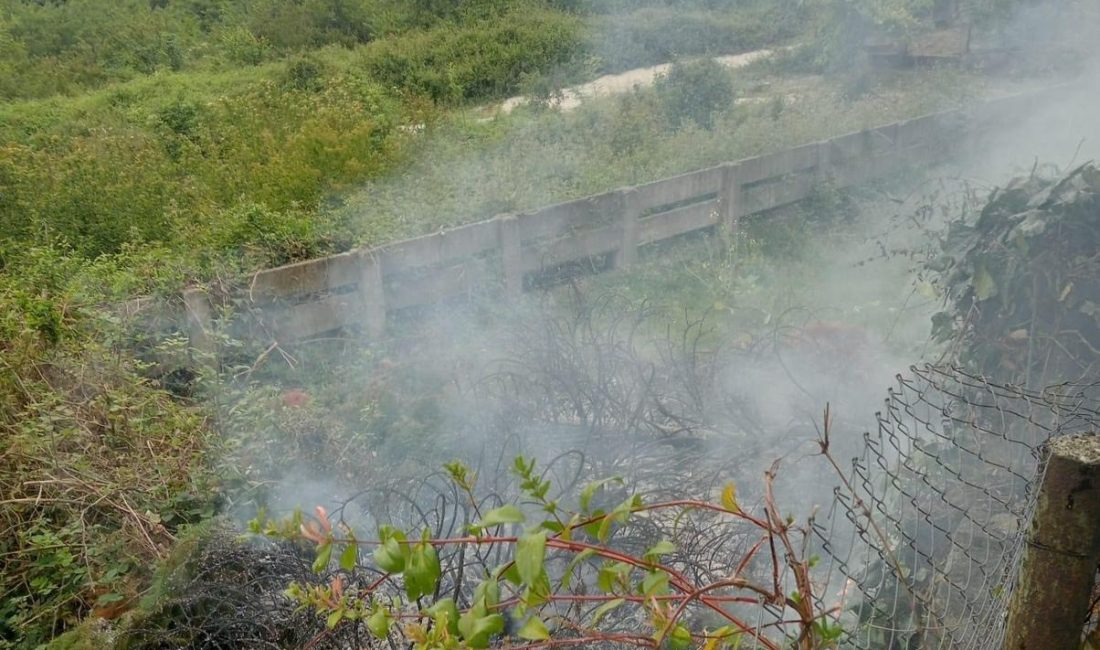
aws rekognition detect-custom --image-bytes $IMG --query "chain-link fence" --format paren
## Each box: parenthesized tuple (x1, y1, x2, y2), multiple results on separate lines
(813, 364, 1100, 650)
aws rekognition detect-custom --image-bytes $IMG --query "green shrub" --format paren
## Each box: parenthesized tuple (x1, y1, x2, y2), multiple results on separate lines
(359, 7, 585, 103)
(217, 25, 271, 66)
(244, 0, 375, 51)
(654, 58, 736, 128)
(282, 55, 327, 92)
(0, 65, 406, 260)
(0, 246, 221, 649)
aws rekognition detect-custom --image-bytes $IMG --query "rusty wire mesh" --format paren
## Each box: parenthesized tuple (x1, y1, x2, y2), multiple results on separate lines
(812, 364, 1100, 650)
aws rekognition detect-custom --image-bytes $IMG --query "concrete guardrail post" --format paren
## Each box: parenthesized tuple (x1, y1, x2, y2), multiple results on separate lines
(718, 163, 743, 248)
(1003, 434, 1100, 650)
(499, 215, 523, 299)
(357, 251, 386, 338)
(617, 188, 640, 270)
(182, 288, 217, 361)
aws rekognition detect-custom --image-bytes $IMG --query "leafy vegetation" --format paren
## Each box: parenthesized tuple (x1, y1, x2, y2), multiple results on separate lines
(0, 0, 814, 263)
(249, 455, 846, 650)
(0, 247, 221, 648)
(928, 163, 1100, 386)
(0, 0, 1071, 646)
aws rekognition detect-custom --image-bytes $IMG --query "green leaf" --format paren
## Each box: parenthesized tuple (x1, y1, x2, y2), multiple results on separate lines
(513, 456, 534, 478)
(94, 592, 125, 606)
(703, 626, 739, 650)
(669, 624, 693, 650)
(516, 531, 547, 587)
(597, 514, 615, 543)
(339, 543, 358, 571)
(579, 477, 622, 512)
(405, 539, 441, 601)
(366, 606, 392, 639)
(474, 576, 500, 608)
(540, 518, 563, 533)
(590, 597, 625, 626)
(597, 493, 641, 541)
(561, 548, 596, 590)
(459, 611, 505, 649)
(326, 608, 344, 630)
(517, 616, 550, 641)
(425, 597, 460, 635)
(522, 572, 552, 608)
(473, 505, 525, 530)
(584, 511, 606, 538)
(312, 541, 332, 573)
(972, 263, 997, 301)
(373, 527, 408, 573)
(642, 570, 670, 596)
(597, 561, 632, 593)
(644, 540, 676, 561)
(496, 561, 521, 586)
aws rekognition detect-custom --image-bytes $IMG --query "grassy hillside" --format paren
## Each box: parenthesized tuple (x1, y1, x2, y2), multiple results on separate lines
(0, 0, 805, 265)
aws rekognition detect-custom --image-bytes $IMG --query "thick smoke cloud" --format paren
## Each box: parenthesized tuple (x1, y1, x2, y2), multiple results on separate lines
(250, 0, 1100, 535)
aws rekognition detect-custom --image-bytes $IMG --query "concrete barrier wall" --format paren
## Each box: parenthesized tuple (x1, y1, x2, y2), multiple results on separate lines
(181, 90, 1045, 345)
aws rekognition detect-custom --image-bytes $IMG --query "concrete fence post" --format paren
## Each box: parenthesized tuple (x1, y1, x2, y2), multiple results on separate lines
(718, 163, 743, 248)
(617, 188, 640, 270)
(357, 251, 387, 339)
(1003, 434, 1100, 650)
(182, 288, 216, 359)
(499, 215, 523, 299)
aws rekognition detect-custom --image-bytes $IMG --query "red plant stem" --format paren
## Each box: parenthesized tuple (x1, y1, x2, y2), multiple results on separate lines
(497, 593, 762, 606)
(359, 534, 780, 649)
(734, 536, 767, 577)
(654, 577, 792, 647)
(512, 636, 653, 650)
(290, 497, 790, 650)
(310, 498, 773, 549)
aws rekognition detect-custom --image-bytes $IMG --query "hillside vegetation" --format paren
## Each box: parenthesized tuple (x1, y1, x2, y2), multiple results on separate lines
(0, 0, 804, 265)
(0, 0, 1058, 647)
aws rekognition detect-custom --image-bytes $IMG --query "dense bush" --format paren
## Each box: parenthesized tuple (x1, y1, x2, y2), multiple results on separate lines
(807, 0, 1034, 70)
(654, 58, 736, 128)
(0, 64, 402, 259)
(359, 7, 585, 103)
(0, 246, 221, 650)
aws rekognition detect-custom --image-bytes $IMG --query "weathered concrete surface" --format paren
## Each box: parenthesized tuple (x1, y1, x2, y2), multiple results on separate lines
(1004, 434, 1100, 650)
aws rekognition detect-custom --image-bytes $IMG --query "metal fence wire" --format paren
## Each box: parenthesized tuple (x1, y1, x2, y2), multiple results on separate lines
(812, 364, 1100, 650)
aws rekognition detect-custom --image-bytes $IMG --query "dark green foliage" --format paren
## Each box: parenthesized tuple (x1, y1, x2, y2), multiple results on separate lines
(0, 2, 972, 645)
(0, 246, 222, 650)
(359, 7, 586, 103)
(282, 55, 327, 92)
(928, 163, 1100, 385)
(244, 0, 375, 50)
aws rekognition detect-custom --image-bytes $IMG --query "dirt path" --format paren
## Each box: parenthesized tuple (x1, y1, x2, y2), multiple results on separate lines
(493, 48, 778, 115)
